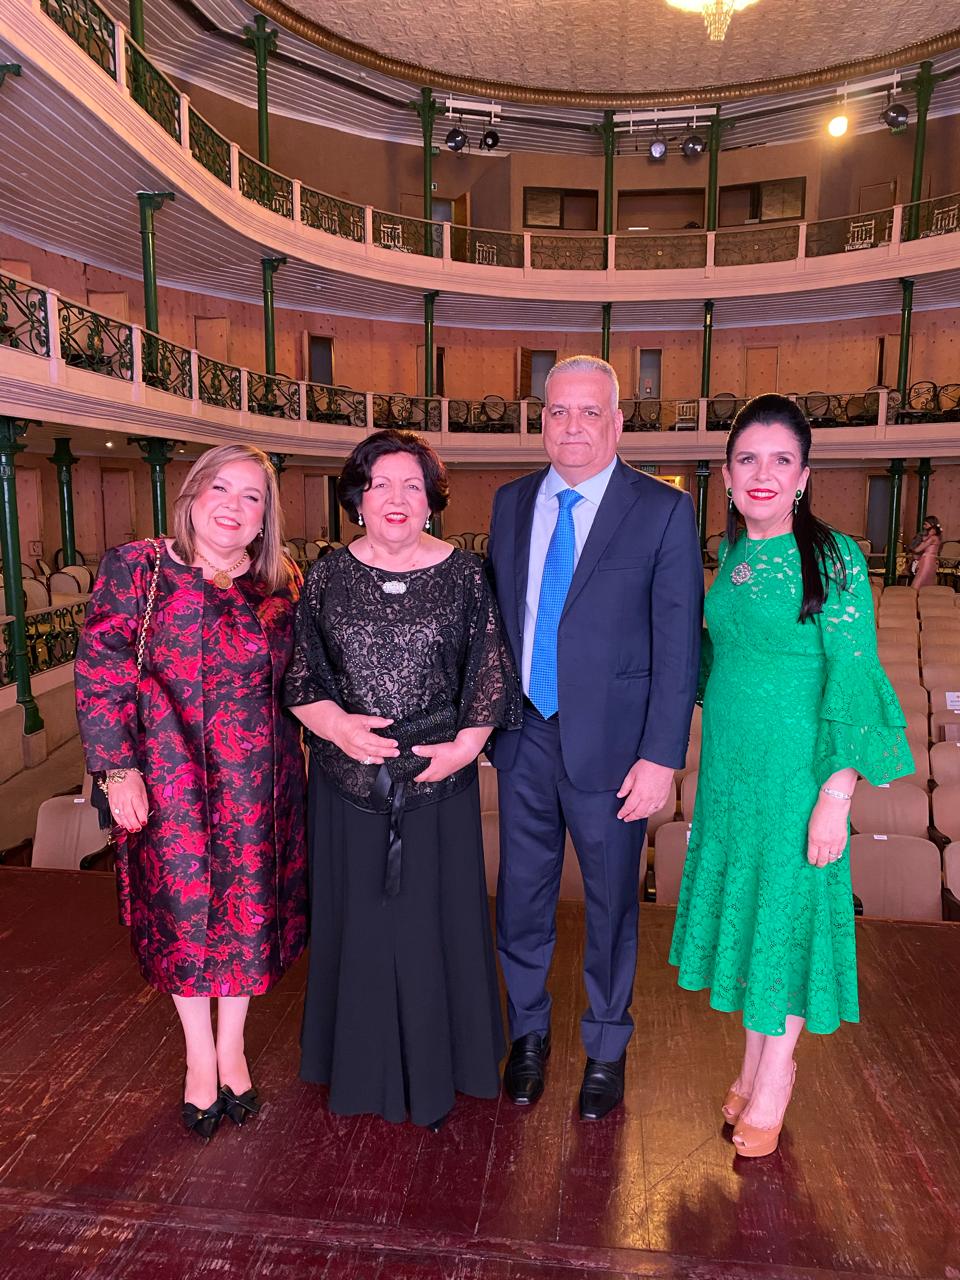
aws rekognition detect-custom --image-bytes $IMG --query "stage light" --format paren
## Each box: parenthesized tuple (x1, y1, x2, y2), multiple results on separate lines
(882, 101, 909, 131)
(827, 112, 848, 138)
(649, 134, 668, 159)
(479, 128, 500, 151)
(682, 131, 706, 156)
(445, 125, 468, 152)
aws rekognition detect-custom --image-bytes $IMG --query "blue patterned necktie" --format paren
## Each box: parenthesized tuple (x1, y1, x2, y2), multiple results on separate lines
(528, 488, 583, 718)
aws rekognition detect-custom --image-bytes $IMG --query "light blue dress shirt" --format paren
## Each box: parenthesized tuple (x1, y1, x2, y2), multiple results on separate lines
(522, 458, 618, 696)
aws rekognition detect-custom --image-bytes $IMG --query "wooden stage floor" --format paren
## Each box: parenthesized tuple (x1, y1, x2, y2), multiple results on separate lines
(1, 868, 958, 1280)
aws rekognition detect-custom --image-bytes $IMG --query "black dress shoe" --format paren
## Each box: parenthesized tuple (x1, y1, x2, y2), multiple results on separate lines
(219, 1084, 261, 1127)
(182, 1095, 225, 1140)
(578, 1054, 626, 1121)
(503, 1031, 551, 1106)
(426, 1110, 450, 1133)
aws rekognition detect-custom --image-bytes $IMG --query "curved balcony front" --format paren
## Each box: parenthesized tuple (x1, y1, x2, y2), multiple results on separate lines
(4, 0, 960, 318)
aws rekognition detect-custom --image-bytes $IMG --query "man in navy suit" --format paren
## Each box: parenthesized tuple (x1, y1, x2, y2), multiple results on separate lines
(486, 355, 702, 1119)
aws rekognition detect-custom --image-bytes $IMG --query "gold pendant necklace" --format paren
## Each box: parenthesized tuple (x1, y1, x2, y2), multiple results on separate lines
(196, 550, 248, 589)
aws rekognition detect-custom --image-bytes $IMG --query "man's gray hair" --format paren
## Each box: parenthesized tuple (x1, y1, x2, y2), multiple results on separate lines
(544, 356, 620, 414)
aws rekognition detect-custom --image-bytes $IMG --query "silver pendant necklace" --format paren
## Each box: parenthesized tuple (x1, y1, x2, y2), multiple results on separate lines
(730, 537, 768, 585)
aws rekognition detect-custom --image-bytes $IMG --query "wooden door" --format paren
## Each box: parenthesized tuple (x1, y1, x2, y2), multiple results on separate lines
(101, 469, 135, 551)
(303, 474, 329, 541)
(744, 346, 779, 397)
(516, 348, 534, 399)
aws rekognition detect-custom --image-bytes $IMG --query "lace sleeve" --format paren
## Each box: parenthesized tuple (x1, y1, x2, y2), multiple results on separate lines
(283, 558, 343, 709)
(814, 535, 913, 786)
(457, 560, 523, 732)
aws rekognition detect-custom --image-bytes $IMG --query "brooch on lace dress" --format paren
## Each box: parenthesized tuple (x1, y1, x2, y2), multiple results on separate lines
(381, 580, 408, 595)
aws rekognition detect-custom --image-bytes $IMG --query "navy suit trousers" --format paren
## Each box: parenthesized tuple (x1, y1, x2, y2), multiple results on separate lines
(496, 707, 647, 1061)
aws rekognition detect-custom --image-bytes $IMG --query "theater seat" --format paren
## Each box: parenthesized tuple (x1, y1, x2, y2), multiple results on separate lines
(848, 834, 942, 921)
(942, 843, 960, 921)
(850, 780, 930, 838)
(653, 821, 690, 906)
(30, 791, 111, 870)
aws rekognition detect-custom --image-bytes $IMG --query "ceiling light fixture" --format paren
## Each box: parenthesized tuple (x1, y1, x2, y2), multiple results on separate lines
(665, 0, 760, 43)
(682, 131, 706, 156)
(445, 124, 468, 152)
(649, 134, 667, 160)
(881, 95, 909, 132)
(479, 128, 500, 151)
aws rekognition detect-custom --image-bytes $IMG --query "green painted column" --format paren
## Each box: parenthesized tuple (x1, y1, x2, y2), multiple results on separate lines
(415, 88, 441, 257)
(916, 458, 932, 532)
(423, 290, 438, 398)
(700, 299, 714, 399)
(905, 61, 935, 242)
(130, 437, 175, 536)
(137, 192, 174, 338)
(128, 0, 145, 48)
(706, 113, 721, 232)
(885, 458, 904, 586)
(0, 418, 42, 734)
(261, 257, 286, 375)
(49, 438, 79, 569)
(897, 278, 914, 403)
(601, 302, 611, 363)
(243, 15, 278, 165)
(696, 460, 710, 548)
(267, 452, 287, 477)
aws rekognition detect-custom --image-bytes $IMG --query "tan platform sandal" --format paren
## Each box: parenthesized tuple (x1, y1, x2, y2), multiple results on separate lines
(732, 1063, 796, 1158)
(721, 1088, 750, 1125)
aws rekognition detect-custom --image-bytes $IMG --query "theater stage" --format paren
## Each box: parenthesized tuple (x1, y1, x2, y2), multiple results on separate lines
(0, 868, 958, 1280)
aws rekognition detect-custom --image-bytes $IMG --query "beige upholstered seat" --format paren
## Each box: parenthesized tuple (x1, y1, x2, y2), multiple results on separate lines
(680, 770, 698, 823)
(931, 784, 960, 844)
(848, 834, 942, 921)
(647, 780, 679, 842)
(922, 663, 960, 692)
(930, 741, 960, 787)
(849, 780, 929, 838)
(30, 790, 110, 870)
(653, 822, 690, 906)
(890, 682, 929, 716)
(884, 661, 922, 687)
(876, 626, 918, 648)
(943, 842, 960, 920)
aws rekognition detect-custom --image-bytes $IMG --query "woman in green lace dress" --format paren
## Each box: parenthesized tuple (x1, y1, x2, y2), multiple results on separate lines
(670, 395, 912, 1157)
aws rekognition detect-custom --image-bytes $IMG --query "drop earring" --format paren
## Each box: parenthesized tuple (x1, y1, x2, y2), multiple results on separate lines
(357, 512, 364, 527)
(727, 486, 734, 511)
(424, 517, 431, 531)
(793, 488, 803, 515)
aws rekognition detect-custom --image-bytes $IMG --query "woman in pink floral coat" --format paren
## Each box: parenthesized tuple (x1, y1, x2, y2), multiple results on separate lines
(76, 444, 306, 1139)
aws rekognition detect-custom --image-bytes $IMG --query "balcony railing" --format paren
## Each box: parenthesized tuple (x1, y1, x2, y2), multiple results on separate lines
(36, 1, 960, 283)
(0, 601, 88, 687)
(5, 273, 957, 443)
(0, 275, 50, 356)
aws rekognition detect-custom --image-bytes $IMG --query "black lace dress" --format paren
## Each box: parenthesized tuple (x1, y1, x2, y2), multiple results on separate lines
(284, 547, 521, 1125)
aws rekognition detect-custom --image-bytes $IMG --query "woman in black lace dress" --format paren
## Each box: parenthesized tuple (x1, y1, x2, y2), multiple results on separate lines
(285, 430, 521, 1129)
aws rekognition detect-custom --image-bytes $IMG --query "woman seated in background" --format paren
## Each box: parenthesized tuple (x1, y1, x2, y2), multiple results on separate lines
(910, 515, 943, 590)
(76, 444, 306, 1140)
(670, 395, 912, 1158)
(285, 428, 520, 1131)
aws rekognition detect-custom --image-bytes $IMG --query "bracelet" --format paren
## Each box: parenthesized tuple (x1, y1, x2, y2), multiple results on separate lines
(821, 785, 852, 801)
(97, 768, 139, 796)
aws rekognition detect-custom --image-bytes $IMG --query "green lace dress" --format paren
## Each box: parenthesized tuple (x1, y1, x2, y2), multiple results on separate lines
(669, 532, 912, 1035)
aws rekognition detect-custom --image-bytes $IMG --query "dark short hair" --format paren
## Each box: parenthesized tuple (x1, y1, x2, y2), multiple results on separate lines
(337, 429, 449, 522)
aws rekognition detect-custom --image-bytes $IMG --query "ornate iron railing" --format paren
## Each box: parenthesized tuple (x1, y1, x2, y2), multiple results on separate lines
(714, 225, 801, 267)
(0, 602, 89, 685)
(300, 187, 365, 242)
(189, 110, 231, 185)
(197, 354, 241, 409)
(0, 275, 51, 356)
(806, 209, 894, 258)
(450, 227, 524, 269)
(706, 394, 749, 430)
(621, 398, 700, 431)
(373, 395, 442, 432)
(530, 235, 606, 271)
(446, 397, 520, 433)
(372, 211, 443, 257)
(40, 0, 116, 78)
(58, 300, 133, 379)
(238, 155, 294, 219)
(615, 234, 707, 271)
(142, 332, 193, 398)
(125, 41, 181, 141)
(907, 192, 960, 240)
(305, 384, 366, 426)
(248, 372, 301, 419)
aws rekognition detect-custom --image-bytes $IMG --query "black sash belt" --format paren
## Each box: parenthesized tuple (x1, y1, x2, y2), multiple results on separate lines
(372, 765, 407, 898)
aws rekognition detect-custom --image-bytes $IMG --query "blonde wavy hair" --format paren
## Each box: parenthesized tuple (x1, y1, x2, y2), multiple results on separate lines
(172, 444, 291, 593)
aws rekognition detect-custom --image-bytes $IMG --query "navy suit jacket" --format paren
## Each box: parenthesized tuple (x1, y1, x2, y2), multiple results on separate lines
(486, 458, 703, 792)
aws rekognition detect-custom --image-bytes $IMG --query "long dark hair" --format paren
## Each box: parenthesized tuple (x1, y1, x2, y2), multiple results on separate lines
(725, 394, 846, 622)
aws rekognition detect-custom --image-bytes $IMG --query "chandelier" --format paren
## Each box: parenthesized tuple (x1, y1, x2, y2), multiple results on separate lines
(666, 0, 760, 42)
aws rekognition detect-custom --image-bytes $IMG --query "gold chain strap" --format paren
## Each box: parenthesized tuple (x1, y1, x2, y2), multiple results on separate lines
(135, 538, 163, 689)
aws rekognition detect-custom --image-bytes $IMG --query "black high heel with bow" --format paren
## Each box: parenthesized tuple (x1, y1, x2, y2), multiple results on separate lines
(219, 1084, 261, 1126)
(181, 1094, 225, 1140)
